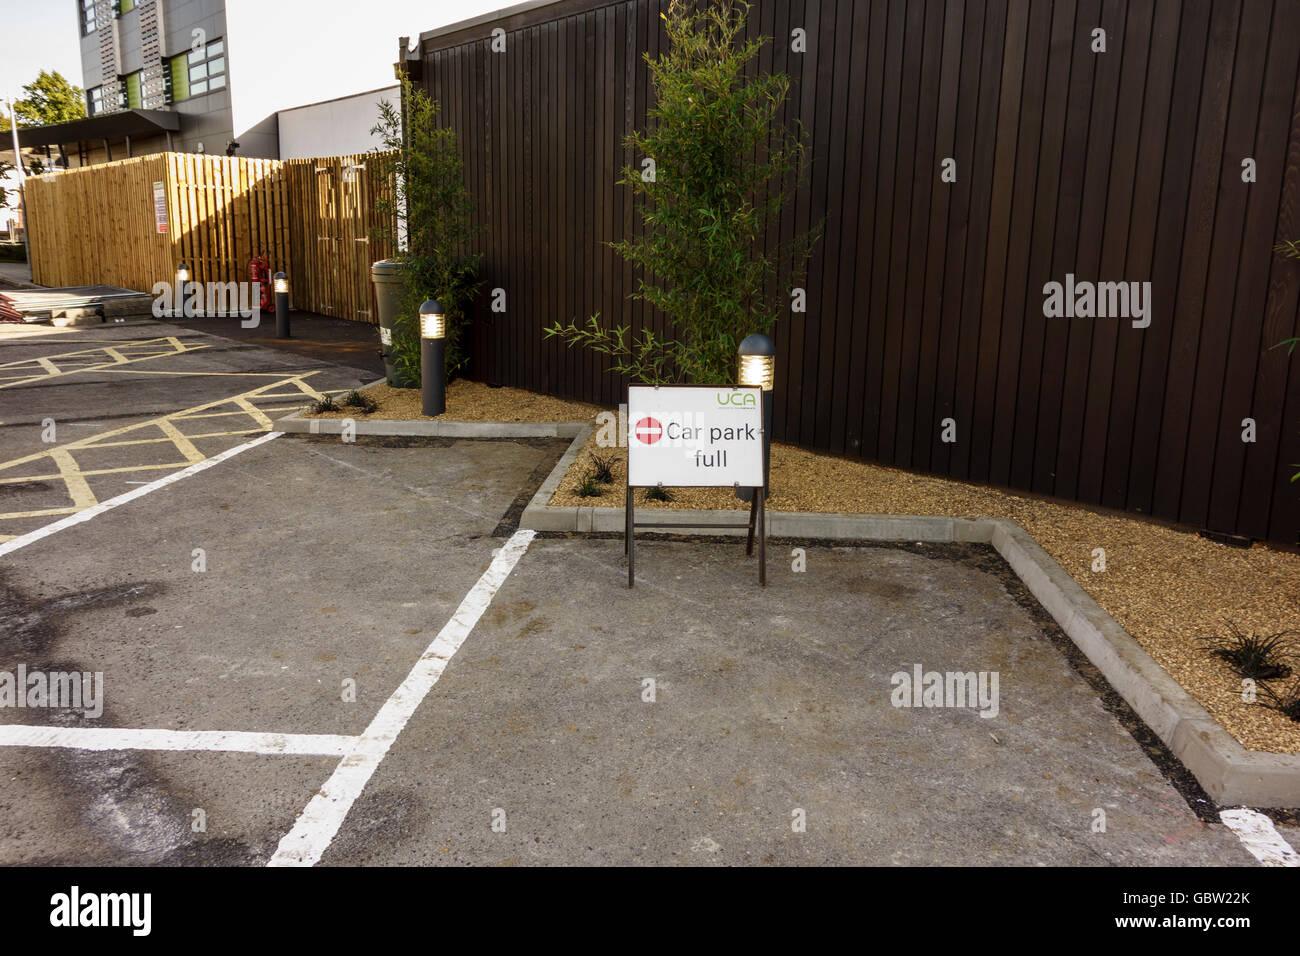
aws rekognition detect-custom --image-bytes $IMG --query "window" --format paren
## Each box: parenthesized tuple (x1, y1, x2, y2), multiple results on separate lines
(173, 38, 226, 100)
(88, 85, 105, 115)
(81, 0, 96, 34)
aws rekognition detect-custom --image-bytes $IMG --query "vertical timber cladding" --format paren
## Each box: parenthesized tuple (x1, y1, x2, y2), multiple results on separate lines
(413, 0, 1300, 545)
(283, 153, 397, 324)
(165, 153, 292, 293)
(25, 155, 174, 290)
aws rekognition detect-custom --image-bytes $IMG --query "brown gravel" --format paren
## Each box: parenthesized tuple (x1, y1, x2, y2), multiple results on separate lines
(552, 429, 1300, 756)
(301, 380, 605, 423)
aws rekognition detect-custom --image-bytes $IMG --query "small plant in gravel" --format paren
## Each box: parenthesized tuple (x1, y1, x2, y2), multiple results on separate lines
(588, 452, 618, 484)
(644, 485, 674, 503)
(343, 390, 378, 414)
(576, 472, 603, 498)
(309, 393, 340, 413)
(1205, 623, 1294, 681)
(1259, 679, 1300, 723)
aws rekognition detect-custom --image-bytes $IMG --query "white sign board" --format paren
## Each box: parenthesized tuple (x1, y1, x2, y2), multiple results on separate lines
(627, 385, 764, 488)
(153, 181, 168, 234)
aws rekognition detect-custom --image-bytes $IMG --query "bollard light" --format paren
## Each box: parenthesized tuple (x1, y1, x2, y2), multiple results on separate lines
(419, 299, 446, 417)
(175, 264, 190, 319)
(737, 333, 776, 502)
(419, 300, 446, 341)
(737, 332, 776, 391)
(273, 271, 291, 338)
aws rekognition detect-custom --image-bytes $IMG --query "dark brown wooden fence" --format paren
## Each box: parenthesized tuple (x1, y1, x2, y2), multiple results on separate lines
(410, 0, 1300, 544)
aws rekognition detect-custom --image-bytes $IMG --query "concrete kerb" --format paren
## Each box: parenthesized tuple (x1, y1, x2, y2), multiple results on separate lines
(269, 404, 1300, 807)
(272, 380, 590, 440)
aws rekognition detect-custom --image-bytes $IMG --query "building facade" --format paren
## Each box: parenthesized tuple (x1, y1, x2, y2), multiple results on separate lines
(78, 0, 243, 156)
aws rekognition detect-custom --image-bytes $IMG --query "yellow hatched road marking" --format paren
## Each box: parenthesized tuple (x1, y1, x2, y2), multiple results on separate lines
(0, 374, 323, 534)
(234, 397, 274, 429)
(0, 462, 198, 483)
(0, 373, 321, 475)
(155, 419, 206, 463)
(0, 337, 178, 369)
(0, 506, 78, 520)
(0, 338, 210, 390)
(48, 450, 97, 509)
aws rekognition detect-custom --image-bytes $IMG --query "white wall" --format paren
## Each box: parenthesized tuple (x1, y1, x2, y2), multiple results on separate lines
(277, 86, 398, 160)
(223, 0, 507, 142)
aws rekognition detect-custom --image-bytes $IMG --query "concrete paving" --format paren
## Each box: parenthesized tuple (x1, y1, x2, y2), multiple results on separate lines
(0, 434, 565, 865)
(319, 537, 1251, 866)
(0, 260, 34, 288)
(0, 434, 1263, 865)
(167, 312, 385, 379)
(0, 321, 1289, 866)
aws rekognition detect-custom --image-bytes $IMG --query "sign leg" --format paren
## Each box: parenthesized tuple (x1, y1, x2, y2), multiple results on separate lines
(758, 485, 767, 587)
(746, 492, 758, 557)
(626, 484, 635, 588)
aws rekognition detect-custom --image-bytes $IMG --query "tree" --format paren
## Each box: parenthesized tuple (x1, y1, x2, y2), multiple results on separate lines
(545, 0, 820, 384)
(14, 71, 86, 128)
(371, 75, 481, 386)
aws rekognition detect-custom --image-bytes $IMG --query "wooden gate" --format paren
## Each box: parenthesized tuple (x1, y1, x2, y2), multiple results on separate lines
(285, 153, 395, 324)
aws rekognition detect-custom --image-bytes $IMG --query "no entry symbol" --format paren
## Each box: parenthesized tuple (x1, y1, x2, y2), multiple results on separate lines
(634, 417, 663, 445)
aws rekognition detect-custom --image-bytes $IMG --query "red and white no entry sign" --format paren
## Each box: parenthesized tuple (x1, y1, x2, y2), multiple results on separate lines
(634, 417, 663, 444)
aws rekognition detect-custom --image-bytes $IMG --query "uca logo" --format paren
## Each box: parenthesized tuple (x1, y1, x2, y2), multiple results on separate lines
(716, 392, 757, 407)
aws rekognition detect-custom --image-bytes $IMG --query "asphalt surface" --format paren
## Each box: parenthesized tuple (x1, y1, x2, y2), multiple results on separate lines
(0, 319, 1290, 866)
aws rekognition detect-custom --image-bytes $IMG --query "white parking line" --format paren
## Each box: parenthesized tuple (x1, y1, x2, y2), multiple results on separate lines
(1220, 808, 1300, 866)
(268, 529, 537, 867)
(0, 724, 357, 756)
(0, 431, 281, 558)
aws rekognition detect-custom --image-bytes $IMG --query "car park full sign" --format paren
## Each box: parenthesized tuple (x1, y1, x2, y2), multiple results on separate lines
(626, 385, 764, 487)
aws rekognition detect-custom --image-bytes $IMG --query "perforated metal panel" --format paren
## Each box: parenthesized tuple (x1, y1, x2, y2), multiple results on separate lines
(94, 0, 120, 112)
(137, 0, 168, 109)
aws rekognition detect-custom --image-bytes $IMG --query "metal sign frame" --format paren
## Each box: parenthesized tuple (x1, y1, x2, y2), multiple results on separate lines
(624, 384, 767, 588)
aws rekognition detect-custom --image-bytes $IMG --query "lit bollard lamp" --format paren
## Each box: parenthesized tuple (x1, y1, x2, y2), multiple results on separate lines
(273, 272, 290, 338)
(419, 299, 446, 417)
(175, 263, 190, 318)
(736, 333, 775, 501)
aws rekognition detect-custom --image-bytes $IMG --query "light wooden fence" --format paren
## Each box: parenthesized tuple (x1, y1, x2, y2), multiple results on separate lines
(25, 155, 175, 293)
(285, 153, 397, 324)
(24, 150, 396, 322)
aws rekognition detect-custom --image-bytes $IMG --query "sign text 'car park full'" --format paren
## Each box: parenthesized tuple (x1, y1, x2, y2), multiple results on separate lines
(626, 385, 764, 488)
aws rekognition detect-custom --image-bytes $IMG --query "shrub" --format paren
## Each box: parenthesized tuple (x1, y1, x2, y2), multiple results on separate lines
(343, 390, 377, 414)
(576, 472, 603, 498)
(1260, 679, 1300, 723)
(589, 451, 618, 484)
(1205, 623, 1293, 681)
(544, 0, 819, 384)
(372, 75, 482, 387)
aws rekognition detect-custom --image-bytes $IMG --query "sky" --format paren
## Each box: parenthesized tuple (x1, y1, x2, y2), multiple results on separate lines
(0, 0, 512, 106)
